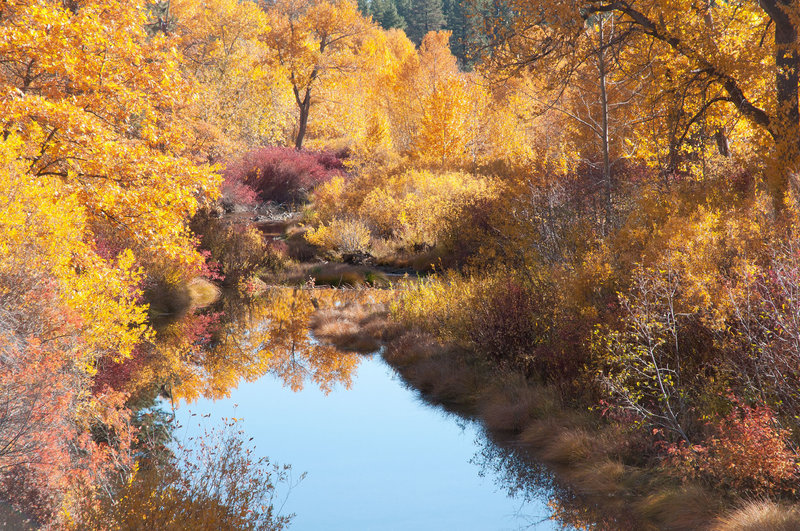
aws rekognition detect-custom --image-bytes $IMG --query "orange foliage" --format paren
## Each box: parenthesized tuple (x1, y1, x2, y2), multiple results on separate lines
(669, 400, 799, 495)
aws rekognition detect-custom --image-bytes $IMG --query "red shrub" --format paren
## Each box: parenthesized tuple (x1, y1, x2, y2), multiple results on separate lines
(468, 277, 555, 374)
(668, 398, 799, 495)
(219, 177, 259, 207)
(223, 147, 346, 204)
(93, 347, 147, 395)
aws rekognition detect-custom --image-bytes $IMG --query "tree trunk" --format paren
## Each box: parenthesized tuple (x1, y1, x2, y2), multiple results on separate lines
(295, 100, 310, 150)
(597, 16, 612, 234)
(760, 0, 800, 207)
(294, 86, 312, 150)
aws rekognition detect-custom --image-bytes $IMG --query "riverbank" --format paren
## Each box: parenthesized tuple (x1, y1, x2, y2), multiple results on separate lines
(191, 189, 800, 530)
(307, 297, 800, 530)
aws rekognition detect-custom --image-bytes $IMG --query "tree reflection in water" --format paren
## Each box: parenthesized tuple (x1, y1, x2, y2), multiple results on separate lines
(471, 429, 635, 530)
(179, 287, 368, 402)
(166, 285, 635, 529)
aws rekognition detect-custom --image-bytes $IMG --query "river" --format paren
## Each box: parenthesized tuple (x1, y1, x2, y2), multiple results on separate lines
(174, 345, 571, 530)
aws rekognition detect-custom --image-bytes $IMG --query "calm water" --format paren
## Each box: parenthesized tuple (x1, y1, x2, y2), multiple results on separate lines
(174, 352, 567, 530)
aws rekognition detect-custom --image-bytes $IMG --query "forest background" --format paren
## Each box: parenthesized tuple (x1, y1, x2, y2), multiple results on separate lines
(4, 0, 800, 528)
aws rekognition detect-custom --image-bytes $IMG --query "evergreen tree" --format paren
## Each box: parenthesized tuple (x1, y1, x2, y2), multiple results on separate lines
(442, 0, 467, 64)
(405, 0, 446, 45)
(371, 0, 406, 30)
(395, 0, 412, 22)
(442, 0, 492, 68)
(357, 0, 371, 18)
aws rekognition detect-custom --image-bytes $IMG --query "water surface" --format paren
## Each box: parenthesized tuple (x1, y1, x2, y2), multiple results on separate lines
(175, 353, 566, 530)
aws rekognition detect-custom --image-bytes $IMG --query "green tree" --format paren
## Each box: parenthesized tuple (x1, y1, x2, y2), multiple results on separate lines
(405, 0, 446, 44)
(371, 0, 407, 30)
(442, 0, 478, 66)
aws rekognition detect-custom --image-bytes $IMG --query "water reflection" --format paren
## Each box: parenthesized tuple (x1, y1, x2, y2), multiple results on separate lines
(471, 430, 635, 530)
(472, 433, 555, 505)
(175, 354, 567, 531)
(179, 288, 364, 402)
(161, 286, 612, 530)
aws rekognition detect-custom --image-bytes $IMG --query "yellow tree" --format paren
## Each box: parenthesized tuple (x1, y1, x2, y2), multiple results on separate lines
(261, 0, 375, 149)
(417, 75, 473, 165)
(168, 0, 295, 154)
(484, 0, 798, 209)
(357, 28, 418, 156)
(396, 31, 492, 167)
(0, 0, 222, 519)
(0, 0, 220, 273)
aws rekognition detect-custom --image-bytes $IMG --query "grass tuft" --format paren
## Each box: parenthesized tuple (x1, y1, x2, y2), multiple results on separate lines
(636, 485, 719, 530)
(187, 278, 221, 308)
(479, 376, 560, 433)
(713, 500, 800, 531)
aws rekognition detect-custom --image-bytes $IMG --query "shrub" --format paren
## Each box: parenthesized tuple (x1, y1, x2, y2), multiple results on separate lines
(304, 217, 372, 257)
(219, 176, 259, 209)
(726, 242, 800, 420)
(223, 147, 346, 204)
(467, 276, 554, 374)
(393, 270, 560, 376)
(190, 208, 286, 289)
(357, 169, 500, 248)
(591, 263, 696, 442)
(309, 169, 501, 258)
(667, 399, 799, 495)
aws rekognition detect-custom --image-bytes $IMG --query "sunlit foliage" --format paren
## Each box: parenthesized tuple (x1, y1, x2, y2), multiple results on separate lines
(170, 0, 296, 154)
(9, 0, 800, 522)
(308, 168, 500, 258)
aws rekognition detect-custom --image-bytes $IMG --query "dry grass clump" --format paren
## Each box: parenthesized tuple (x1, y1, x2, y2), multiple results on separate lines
(404, 351, 484, 408)
(360, 311, 404, 342)
(635, 485, 719, 530)
(381, 330, 486, 410)
(309, 302, 389, 353)
(538, 427, 594, 466)
(560, 459, 629, 498)
(478, 376, 560, 433)
(713, 500, 800, 531)
(383, 330, 444, 368)
(314, 312, 361, 337)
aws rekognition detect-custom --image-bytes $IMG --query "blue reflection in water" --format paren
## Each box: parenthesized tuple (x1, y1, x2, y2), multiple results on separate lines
(174, 354, 564, 531)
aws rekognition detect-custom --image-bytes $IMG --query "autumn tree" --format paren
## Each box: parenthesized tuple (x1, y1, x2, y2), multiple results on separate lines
(0, 0, 220, 272)
(261, 0, 375, 149)
(0, 0, 220, 521)
(555, 14, 653, 231)
(484, 0, 800, 210)
(166, 0, 295, 155)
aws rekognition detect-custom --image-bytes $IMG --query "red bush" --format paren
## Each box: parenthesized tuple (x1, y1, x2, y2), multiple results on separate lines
(223, 147, 346, 204)
(219, 177, 259, 207)
(468, 277, 555, 374)
(667, 398, 799, 495)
